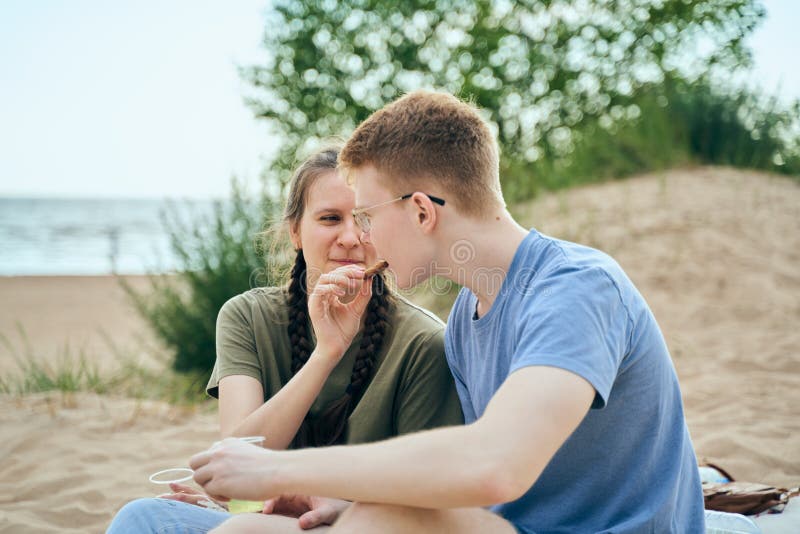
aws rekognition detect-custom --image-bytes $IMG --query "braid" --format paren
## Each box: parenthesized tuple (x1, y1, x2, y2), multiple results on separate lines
(349, 273, 391, 394)
(287, 250, 315, 448)
(287, 251, 313, 374)
(307, 273, 393, 447)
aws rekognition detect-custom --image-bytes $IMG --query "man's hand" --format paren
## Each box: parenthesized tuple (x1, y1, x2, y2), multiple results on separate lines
(263, 494, 350, 529)
(190, 438, 278, 502)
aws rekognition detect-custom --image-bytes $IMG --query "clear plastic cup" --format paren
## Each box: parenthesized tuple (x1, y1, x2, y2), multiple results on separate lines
(148, 435, 267, 514)
(149, 467, 194, 485)
(222, 436, 265, 514)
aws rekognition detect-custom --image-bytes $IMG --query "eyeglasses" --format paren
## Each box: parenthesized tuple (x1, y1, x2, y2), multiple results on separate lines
(352, 193, 445, 233)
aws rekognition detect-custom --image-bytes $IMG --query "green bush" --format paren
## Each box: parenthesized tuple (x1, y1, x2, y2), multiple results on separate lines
(668, 80, 800, 174)
(123, 181, 283, 374)
(501, 80, 799, 197)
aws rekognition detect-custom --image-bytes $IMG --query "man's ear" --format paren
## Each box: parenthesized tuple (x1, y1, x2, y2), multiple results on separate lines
(410, 192, 438, 234)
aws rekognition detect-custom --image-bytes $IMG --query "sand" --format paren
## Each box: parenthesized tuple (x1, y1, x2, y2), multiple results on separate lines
(0, 166, 798, 533)
(0, 275, 165, 373)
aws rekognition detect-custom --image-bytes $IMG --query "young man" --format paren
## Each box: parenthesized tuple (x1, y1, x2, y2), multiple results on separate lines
(191, 91, 705, 533)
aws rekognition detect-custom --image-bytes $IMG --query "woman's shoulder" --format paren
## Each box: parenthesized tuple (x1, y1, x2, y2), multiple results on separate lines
(389, 295, 445, 339)
(219, 286, 290, 324)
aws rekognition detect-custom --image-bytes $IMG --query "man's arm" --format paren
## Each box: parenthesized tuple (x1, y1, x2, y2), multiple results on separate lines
(193, 365, 594, 509)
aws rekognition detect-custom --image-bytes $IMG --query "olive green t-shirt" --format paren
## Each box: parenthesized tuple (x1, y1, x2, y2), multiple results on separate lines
(207, 286, 463, 444)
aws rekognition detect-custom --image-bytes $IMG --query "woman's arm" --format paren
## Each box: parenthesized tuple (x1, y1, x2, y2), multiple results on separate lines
(217, 266, 370, 448)
(218, 350, 340, 448)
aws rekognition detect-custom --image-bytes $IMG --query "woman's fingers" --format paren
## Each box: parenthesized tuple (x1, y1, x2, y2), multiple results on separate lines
(262, 498, 276, 514)
(169, 482, 198, 495)
(348, 275, 372, 313)
(298, 504, 337, 529)
(316, 266, 365, 290)
(159, 482, 220, 509)
(313, 283, 346, 299)
(178, 494, 203, 505)
(159, 492, 204, 506)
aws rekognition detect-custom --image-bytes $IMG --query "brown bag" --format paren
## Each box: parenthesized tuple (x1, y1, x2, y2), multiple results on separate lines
(701, 463, 800, 515)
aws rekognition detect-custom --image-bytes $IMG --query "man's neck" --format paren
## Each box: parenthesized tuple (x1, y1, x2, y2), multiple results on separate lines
(436, 210, 528, 317)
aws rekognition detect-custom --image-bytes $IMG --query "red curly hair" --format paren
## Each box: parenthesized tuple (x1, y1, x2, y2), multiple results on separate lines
(340, 91, 504, 217)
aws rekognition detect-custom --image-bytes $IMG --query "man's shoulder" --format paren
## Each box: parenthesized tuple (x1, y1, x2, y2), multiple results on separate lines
(522, 233, 630, 291)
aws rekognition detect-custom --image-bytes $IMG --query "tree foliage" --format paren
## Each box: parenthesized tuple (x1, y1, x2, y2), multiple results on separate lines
(242, 0, 777, 199)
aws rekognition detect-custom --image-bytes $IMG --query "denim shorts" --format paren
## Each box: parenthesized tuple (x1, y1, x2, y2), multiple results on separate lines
(106, 497, 231, 533)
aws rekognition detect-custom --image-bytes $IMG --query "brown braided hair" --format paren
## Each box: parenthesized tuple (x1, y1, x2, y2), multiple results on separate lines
(283, 146, 393, 448)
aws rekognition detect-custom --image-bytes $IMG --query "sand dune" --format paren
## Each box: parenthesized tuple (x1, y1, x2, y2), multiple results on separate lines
(515, 166, 799, 488)
(0, 166, 797, 532)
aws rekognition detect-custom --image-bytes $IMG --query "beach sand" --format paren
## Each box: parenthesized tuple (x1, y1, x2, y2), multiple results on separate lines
(0, 275, 165, 373)
(0, 167, 798, 532)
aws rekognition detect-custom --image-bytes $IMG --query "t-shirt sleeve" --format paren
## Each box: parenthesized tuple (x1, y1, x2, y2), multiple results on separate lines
(444, 320, 478, 424)
(206, 295, 263, 398)
(450, 368, 477, 423)
(395, 329, 465, 434)
(510, 266, 631, 409)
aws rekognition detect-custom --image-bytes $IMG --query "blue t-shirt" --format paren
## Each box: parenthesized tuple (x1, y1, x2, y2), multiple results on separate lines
(445, 229, 704, 533)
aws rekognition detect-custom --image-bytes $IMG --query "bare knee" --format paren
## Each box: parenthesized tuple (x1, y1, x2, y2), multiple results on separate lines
(331, 502, 423, 533)
(210, 513, 300, 534)
(333, 502, 389, 531)
(209, 514, 259, 534)
(331, 502, 517, 534)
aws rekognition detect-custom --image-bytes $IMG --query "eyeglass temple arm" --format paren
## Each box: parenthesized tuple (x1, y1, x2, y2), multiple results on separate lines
(400, 193, 445, 206)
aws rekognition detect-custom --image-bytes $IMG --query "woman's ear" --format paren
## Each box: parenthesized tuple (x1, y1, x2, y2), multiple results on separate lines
(289, 223, 302, 251)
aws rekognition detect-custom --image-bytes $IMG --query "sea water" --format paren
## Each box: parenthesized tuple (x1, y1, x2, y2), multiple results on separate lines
(0, 197, 219, 275)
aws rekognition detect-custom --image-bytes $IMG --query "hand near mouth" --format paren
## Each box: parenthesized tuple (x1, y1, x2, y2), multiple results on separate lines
(307, 264, 373, 363)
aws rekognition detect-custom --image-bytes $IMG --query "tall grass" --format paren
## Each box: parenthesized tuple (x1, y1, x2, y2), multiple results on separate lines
(0, 350, 105, 395)
(0, 331, 209, 405)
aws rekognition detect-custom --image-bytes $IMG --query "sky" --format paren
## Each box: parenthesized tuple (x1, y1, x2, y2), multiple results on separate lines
(0, 0, 797, 199)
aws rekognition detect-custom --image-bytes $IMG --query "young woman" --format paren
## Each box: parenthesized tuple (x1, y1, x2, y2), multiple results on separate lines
(106, 146, 463, 534)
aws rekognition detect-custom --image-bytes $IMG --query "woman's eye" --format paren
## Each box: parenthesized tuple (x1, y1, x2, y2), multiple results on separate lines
(320, 215, 341, 222)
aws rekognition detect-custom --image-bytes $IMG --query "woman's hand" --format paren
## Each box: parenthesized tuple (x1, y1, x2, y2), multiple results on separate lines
(307, 265, 371, 363)
(263, 494, 350, 529)
(158, 482, 227, 511)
